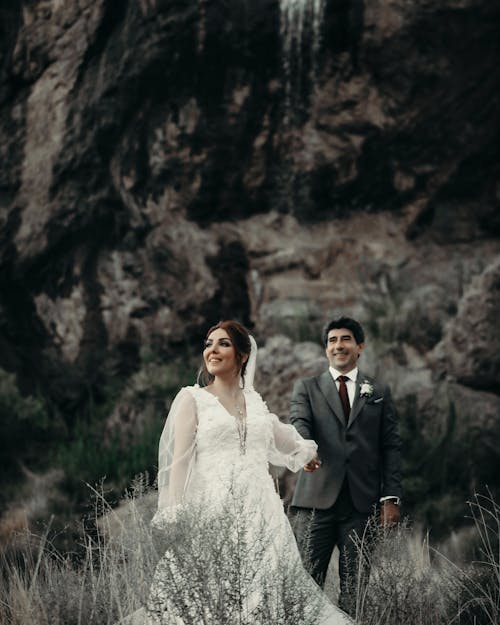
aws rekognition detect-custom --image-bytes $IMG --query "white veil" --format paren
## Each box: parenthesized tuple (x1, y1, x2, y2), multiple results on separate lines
(243, 334, 257, 390)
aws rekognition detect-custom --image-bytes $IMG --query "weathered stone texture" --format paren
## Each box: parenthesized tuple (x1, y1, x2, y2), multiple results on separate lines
(0, 0, 499, 527)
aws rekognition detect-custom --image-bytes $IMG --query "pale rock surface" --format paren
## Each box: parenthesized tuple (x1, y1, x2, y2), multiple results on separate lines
(438, 257, 500, 391)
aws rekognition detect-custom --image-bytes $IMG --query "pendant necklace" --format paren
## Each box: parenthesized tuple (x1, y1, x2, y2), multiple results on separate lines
(215, 387, 247, 454)
(232, 391, 247, 455)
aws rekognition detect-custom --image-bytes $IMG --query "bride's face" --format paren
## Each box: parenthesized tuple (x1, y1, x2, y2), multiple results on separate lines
(204, 328, 239, 378)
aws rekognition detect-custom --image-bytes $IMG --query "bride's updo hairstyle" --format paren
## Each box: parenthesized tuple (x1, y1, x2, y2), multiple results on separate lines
(198, 320, 252, 387)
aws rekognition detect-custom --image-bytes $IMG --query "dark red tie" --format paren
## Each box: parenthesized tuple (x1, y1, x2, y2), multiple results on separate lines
(337, 376, 351, 423)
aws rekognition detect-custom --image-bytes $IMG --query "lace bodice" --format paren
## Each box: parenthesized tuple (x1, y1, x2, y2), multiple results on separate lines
(193, 387, 298, 463)
(152, 385, 317, 527)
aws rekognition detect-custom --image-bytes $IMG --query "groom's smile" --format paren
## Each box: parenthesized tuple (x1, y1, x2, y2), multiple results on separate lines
(325, 328, 364, 373)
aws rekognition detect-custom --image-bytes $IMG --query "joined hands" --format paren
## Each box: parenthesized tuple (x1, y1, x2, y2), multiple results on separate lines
(303, 455, 321, 472)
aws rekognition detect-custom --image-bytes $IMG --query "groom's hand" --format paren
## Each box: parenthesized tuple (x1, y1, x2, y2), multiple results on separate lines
(381, 500, 400, 527)
(303, 455, 321, 472)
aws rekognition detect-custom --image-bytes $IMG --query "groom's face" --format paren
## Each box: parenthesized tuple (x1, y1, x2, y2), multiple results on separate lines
(325, 328, 364, 373)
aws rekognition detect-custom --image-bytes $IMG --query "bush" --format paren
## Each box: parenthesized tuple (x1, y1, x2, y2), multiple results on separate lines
(1, 485, 498, 625)
(399, 394, 500, 537)
(0, 369, 51, 485)
(54, 361, 194, 498)
(354, 520, 456, 624)
(0, 479, 157, 625)
(352, 493, 500, 625)
(449, 493, 500, 625)
(0, 479, 324, 625)
(148, 490, 324, 625)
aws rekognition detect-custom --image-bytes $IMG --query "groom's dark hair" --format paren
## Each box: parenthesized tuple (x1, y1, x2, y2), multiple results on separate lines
(322, 317, 365, 346)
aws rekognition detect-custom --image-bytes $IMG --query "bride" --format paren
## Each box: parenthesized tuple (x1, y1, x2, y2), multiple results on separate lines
(144, 320, 353, 625)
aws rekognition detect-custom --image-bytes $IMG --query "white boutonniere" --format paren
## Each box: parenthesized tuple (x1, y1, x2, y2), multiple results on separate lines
(360, 381, 374, 398)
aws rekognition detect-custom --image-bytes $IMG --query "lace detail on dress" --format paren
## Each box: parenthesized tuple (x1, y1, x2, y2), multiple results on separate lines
(146, 385, 352, 625)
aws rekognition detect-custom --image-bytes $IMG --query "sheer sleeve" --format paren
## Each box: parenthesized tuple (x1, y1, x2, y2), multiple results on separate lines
(267, 410, 317, 473)
(151, 387, 197, 528)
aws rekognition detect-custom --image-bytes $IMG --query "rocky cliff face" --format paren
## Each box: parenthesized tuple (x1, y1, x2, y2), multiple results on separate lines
(0, 0, 499, 534)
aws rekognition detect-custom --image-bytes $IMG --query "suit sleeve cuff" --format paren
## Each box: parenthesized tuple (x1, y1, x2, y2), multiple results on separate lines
(380, 496, 401, 506)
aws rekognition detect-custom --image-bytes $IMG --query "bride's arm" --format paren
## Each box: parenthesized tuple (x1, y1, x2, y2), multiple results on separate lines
(266, 409, 318, 473)
(153, 388, 197, 525)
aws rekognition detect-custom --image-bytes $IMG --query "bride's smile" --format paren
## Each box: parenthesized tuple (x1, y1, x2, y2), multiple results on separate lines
(203, 328, 239, 377)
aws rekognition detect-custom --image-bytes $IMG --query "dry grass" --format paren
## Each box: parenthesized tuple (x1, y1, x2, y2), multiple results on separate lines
(351, 492, 499, 625)
(0, 478, 158, 625)
(0, 485, 498, 625)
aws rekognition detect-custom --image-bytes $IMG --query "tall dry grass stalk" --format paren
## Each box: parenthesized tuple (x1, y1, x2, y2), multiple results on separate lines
(0, 477, 158, 625)
(444, 491, 499, 625)
(146, 487, 324, 625)
(0, 484, 498, 625)
(351, 492, 499, 625)
(353, 520, 456, 624)
(0, 477, 323, 625)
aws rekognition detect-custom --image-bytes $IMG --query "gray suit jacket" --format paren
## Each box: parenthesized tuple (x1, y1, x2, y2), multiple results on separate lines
(290, 370, 402, 514)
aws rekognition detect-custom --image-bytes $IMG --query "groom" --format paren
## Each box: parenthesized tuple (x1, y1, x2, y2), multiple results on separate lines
(290, 316, 402, 613)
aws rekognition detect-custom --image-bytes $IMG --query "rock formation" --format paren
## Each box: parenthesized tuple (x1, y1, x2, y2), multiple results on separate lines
(0, 0, 499, 536)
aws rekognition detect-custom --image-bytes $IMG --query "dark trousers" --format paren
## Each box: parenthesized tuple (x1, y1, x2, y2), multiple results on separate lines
(291, 482, 372, 616)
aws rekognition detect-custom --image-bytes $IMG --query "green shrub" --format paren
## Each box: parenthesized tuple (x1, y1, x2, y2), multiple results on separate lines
(0, 370, 51, 483)
(399, 394, 500, 536)
(54, 361, 194, 498)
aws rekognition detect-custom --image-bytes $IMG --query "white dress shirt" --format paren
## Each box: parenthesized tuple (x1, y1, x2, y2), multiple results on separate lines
(329, 366, 358, 407)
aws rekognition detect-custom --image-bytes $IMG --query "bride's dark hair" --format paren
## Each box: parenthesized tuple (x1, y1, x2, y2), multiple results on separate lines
(197, 320, 252, 387)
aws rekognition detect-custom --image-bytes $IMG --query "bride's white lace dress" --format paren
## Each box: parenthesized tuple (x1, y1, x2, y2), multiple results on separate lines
(142, 385, 352, 625)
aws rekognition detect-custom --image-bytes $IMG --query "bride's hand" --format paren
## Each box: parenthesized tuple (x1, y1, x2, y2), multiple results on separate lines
(303, 455, 321, 472)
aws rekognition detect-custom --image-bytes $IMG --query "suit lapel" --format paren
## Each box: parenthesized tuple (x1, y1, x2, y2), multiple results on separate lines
(348, 372, 369, 427)
(317, 371, 345, 426)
